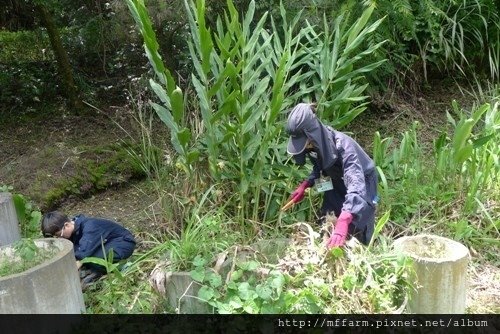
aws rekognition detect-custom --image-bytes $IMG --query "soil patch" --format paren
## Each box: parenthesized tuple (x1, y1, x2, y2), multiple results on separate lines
(57, 179, 158, 232)
(346, 78, 473, 152)
(467, 263, 500, 313)
(0, 105, 158, 210)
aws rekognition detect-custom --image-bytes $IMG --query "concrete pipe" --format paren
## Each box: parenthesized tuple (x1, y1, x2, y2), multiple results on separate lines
(0, 193, 21, 246)
(162, 239, 290, 314)
(394, 234, 470, 314)
(0, 238, 86, 314)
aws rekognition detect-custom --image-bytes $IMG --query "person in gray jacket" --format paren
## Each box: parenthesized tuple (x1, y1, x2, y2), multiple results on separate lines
(285, 103, 378, 248)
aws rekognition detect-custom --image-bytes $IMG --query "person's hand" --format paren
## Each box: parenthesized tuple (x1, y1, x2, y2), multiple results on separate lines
(290, 180, 311, 204)
(76, 260, 82, 270)
(327, 211, 353, 248)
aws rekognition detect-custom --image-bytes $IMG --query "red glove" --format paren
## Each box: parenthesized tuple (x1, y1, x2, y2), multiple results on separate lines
(327, 211, 353, 248)
(290, 180, 311, 204)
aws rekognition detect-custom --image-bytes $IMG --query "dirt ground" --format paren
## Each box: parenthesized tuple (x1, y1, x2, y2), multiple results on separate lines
(0, 80, 497, 313)
(0, 104, 161, 215)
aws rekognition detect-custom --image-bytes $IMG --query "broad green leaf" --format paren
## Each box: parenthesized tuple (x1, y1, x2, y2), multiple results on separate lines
(30, 211, 42, 226)
(453, 119, 474, 154)
(243, 299, 259, 314)
(190, 268, 205, 282)
(12, 194, 27, 223)
(177, 128, 192, 148)
(344, 18, 385, 55)
(198, 286, 215, 301)
(256, 284, 273, 300)
(270, 274, 285, 296)
(472, 134, 494, 149)
(244, 35, 273, 74)
(244, 13, 269, 55)
(227, 281, 238, 291)
(346, 4, 375, 48)
(434, 132, 448, 153)
(241, 106, 264, 134)
(242, 136, 262, 162)
(368, 210, 391, 249)
(228, 295, 243, 309)
(207, 60, 236, 98)
(472, 103, 489, 124)
(238, 282, 256, 301)
(206, 271, 222, 288)
(454, 145, 474, 165)
(186, 150, 200, 165)
(80, 257, 108, 267)
(242, 0, 255, 37)
(329, 247, 344, 259)
(149, 79, 170, 109)
(446, 110, 457, 127)
(217, 302, 233, 314)
(188, 42, 206, 82)
(261, 302, 281, 314)
(191, 75, 211, 121)
(230, 269, 243, 281)
(192, 255, 206, 267)
(151, 103, 179, 133)
(237, 260, 260, 271)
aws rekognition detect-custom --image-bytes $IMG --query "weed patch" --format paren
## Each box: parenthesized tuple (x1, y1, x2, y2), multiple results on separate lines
(0, 239, 57, 277)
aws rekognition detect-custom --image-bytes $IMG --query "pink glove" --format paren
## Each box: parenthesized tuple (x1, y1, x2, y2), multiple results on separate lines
(290, 180, 311, 204)
(327, 211, 353, 248)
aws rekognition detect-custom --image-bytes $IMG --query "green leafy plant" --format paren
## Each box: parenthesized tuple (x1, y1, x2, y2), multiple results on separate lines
(303, 4, 386, 127)
(81, 249, 156, 313)
(127, 0, 385, 227)
(373, 96, 498, 260)
(190, 256, 286, 314)
(437, 101, 498, 213)
(0, 186, 42, 238)
(0, 239, 57, 277)
(363, 0, 500, 83)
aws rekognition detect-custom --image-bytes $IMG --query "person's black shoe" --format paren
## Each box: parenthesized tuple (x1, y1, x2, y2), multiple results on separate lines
(80, 271, 104, 291)
(79, 269, 91, 279)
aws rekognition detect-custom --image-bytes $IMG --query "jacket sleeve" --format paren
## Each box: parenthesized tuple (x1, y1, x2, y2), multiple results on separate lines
(339, 142, 368, 215)
(73, 222, 109, 260)
(307, 156, 321, 186)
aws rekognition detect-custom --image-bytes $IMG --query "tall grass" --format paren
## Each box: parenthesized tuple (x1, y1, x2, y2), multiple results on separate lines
(374, 99, 499, 257)
(300, 4, 386, 127)
(127, 0, 385, 228)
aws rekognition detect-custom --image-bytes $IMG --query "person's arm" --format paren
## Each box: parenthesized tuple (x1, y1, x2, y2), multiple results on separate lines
(73, 222, 109, 260)
(289, 156, 321, 204)
(327, 141, 368, 248)
(306, 155, 321, 186)
(340, 146, 367, 214)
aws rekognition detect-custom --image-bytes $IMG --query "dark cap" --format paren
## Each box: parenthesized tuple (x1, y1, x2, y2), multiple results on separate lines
(286, 103, 317, 155)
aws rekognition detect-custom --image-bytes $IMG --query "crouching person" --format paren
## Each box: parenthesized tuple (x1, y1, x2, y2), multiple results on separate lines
(41, 211, 136, 288)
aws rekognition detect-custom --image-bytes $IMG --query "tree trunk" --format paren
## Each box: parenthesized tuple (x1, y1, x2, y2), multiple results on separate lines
(34, 4, 82, 111)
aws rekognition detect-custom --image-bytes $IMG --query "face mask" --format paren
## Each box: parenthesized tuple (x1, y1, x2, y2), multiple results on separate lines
(293, 152, 307, 165)
(294, 148, 320, 165)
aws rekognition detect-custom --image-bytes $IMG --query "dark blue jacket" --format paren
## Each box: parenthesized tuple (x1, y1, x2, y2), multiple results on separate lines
(70, 214, 135, 260)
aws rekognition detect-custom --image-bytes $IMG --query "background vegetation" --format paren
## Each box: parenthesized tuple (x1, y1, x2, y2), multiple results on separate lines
(0, 0, 498, 314)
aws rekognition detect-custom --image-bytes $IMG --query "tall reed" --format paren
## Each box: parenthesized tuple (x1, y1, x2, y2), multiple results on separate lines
(127, 0, 385, 227)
